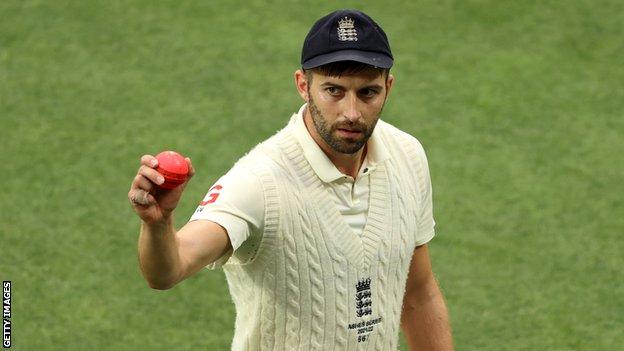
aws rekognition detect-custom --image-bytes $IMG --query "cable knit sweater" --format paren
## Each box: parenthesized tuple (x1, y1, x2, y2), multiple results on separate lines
(222, 117, 435, 350)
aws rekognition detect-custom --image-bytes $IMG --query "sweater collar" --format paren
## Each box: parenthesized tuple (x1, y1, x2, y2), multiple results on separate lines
(290, 104, 390, 183)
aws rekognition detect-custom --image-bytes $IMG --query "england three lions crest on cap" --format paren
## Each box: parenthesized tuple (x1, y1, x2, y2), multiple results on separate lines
(337, 16, 358, 41)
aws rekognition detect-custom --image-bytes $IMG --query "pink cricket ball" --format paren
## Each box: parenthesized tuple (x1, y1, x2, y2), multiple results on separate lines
(155, 151, 189, 189)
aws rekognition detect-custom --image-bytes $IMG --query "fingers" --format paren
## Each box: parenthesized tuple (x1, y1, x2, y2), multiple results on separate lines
(134, 154, 162, 190)
(141, 154, 158, 168)
(129, 172, 157, 207)
(138, 165, 165, 186)
(128, 189, 155, 206)
(133, 173, 155, 192)
(129, 155, 162, 208)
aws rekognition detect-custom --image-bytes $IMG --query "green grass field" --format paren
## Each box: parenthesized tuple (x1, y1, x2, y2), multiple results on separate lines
(1, 1, 623, 349)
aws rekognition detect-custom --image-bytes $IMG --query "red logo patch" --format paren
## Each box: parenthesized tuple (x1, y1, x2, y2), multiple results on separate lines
(199, 185, 222, 205)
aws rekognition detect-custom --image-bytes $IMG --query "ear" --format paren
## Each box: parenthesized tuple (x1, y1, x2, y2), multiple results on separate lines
(385, 73, 395, 98)
(294, 69, 310, 102)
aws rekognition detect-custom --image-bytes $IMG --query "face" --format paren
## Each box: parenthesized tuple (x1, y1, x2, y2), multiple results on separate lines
(302, 70, 393, 154)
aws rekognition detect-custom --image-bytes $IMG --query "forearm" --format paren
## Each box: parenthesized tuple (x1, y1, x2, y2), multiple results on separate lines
(137, 217, 182, 289)
(401, 284, 453, 350)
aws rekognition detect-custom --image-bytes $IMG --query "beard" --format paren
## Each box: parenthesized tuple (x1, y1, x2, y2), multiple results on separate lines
(307, 96, 381, 154)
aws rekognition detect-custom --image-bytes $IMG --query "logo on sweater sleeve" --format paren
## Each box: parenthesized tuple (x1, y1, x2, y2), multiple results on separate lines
(195, 184, 223, 213)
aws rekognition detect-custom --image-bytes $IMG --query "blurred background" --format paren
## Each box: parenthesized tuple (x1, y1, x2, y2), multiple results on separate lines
(1, 0, 622, 349)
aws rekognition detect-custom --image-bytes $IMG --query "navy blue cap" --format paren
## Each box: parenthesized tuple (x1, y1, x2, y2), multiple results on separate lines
(301, 9, 394, 69)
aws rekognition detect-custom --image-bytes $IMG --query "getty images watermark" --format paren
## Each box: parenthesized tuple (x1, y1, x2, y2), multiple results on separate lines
(3, 281, 10, 348)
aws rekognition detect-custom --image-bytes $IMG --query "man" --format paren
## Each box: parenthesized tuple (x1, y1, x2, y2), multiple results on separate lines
(128, 9, 453, 351)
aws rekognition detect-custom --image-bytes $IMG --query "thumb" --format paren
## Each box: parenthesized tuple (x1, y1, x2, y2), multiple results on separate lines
(185, 157, 196, 179)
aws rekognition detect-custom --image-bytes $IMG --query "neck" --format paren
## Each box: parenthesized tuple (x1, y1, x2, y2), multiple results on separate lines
(303, 110, 366, 179)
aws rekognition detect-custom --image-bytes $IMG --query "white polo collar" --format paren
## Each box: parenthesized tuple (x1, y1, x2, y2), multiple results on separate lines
(289, 104, 391, 183)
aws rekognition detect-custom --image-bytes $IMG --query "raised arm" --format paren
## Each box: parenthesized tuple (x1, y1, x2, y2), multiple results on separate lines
(128, 154, 231, 290)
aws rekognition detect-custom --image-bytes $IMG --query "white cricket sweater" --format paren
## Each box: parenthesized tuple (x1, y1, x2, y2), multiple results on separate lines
(221, 117, 435, 350)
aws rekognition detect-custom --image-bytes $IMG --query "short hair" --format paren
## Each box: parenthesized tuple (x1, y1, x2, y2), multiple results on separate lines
(304, 61, 389, 83)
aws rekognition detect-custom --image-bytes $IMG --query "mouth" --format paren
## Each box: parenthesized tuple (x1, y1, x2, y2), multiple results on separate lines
(336, 128, 363, 138)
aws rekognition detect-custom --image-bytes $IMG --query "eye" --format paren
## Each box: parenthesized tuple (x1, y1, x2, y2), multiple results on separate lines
(359, 88, 380, 98)
(325, 86, 342, 96)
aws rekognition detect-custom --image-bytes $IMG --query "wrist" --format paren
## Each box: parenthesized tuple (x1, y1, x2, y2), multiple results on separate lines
(142, 214, 173, 232)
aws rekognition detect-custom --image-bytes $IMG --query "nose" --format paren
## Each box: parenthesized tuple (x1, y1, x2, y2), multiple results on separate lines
(343, 94, 362, 122)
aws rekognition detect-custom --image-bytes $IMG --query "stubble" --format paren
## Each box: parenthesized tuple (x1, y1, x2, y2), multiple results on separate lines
(307, 95, 379, 154)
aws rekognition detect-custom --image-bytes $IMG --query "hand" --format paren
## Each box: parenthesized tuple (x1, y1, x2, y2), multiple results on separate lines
(128, 154, 195, 224)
